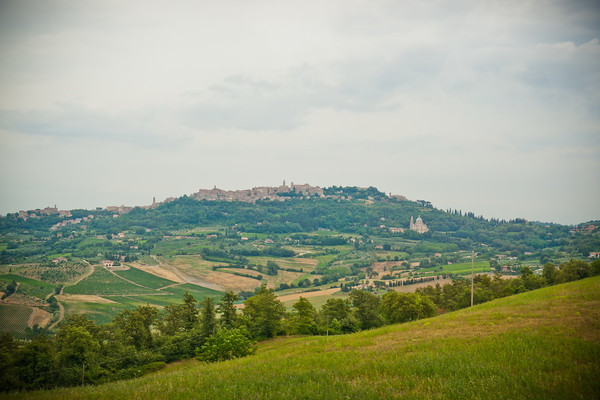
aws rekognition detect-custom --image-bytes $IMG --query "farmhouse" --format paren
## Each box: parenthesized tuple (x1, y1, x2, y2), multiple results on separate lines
(102, 260, 114, 267)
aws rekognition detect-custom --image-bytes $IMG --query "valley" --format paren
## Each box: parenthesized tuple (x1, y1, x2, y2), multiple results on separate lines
(0, 186, 598, 337)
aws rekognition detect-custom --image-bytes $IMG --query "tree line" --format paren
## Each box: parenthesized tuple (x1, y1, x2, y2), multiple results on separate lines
(1, 259, 598, 392)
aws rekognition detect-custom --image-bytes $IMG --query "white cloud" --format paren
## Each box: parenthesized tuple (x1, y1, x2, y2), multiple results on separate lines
(0, 0, 598, 224)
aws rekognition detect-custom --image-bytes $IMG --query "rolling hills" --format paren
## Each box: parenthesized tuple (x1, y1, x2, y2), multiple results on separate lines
(4, 276, 599, 400)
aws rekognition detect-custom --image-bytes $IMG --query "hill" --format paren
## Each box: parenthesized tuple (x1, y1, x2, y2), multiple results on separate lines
(5, 276, 599, 399)
(1, 186, 598, 337)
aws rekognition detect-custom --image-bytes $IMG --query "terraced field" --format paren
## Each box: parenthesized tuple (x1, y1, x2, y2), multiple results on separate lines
(112, 266, 177, 289)
(0, 303, 32, 338)
(63, 267, 155, 296)
(60, 266, 223, 324)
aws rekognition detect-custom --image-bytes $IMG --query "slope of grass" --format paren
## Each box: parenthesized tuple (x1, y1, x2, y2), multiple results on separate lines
(63, 267, 154, 296)
(113, 266, 178, 289)
(0, 274, 55, 300)
(4, 277, 600, 400)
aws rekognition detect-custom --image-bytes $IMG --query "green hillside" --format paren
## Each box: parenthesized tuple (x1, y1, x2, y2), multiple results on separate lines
(6, 277, 599, 400)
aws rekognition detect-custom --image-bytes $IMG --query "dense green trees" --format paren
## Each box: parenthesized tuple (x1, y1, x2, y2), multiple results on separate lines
(113, 305, 158, 350)
(554, 259, 596, 283)
(290, 297, 318, 335)
(380, 292, 436, 324)
(159, 292, 199, 335)
(197, 328, 255, 362)
(199, 297, 217, 338)
(216, 291, 239, 329)
(319, 298, 355, 334)
(349, 290, 382, 330)
(242, 286, 285, 339)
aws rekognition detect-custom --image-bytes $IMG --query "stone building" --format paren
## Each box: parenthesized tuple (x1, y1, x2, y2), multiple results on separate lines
(410, 216, 429, 234)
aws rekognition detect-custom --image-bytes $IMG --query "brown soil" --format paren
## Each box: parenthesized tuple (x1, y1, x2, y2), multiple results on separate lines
(1, 293, 47, 307)
(130, 262, 185, 283)
(370, 261, 405, 275)
(27, 307, 52, 328)
(56, 294, 117, 304)
(199, 271, 261, 292)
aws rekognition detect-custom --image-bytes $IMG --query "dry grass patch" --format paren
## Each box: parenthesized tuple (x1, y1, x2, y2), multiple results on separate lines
(27, 307, 52, 328)
(130, 262, 184, 283)
(1, 293, 46, 307)
(389, 277, 453, 293)
(264, 270, 305, 290)
(200, 271, 262, 292)
(277, 287, 341, 303)
(370, 261, 404, 275)
(250, 257, 319, 272)
(164, 256, 221, 278)
(56, 294, 117, 304)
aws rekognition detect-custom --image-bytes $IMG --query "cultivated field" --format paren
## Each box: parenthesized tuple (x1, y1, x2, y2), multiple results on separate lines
(59, 265, 223, 324)
(0, 304, 32, 338)
(63, 267, 155, 296)
(158, 255, 315, 292)
(0, 274, 55, 301)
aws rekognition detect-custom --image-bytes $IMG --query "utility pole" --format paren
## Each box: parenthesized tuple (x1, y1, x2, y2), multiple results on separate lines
(470, 252, 474, 307)
(82, 363, 85, 386)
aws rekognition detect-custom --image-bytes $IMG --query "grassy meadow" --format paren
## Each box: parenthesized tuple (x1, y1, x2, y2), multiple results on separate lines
(4, 276, 599, 400)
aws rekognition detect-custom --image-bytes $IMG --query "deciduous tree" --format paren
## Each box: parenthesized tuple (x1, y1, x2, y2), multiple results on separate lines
(243, 286, 285, 338)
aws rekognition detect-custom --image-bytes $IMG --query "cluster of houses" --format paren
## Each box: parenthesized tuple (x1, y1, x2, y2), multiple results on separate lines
(18, 206, 71, 220)
(50, 215, 95, 231)
(569, 224, 598, 235)
(191, 181, 324, 203)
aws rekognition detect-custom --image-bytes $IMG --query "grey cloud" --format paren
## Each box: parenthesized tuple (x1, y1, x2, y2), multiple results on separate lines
(0, 104, 177, 147)
(181, 46, 446, 131)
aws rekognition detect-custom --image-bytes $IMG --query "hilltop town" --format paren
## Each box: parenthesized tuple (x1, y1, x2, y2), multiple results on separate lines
(14, 182, 414, 220)
(191, 181, 324, 203)
(11, 182, 435, 234)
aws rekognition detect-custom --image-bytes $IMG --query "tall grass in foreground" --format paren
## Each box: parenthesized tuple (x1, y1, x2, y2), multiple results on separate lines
(3, 277, 599, 399)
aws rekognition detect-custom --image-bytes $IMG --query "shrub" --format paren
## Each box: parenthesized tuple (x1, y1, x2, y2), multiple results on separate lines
(196, 328, 256, 363)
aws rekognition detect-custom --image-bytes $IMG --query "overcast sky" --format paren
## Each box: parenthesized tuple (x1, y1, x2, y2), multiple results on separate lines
(1, 0, 599, 225)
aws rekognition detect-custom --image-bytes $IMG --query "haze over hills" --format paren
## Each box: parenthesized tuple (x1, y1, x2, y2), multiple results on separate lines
(3, 180, 598, 227)
(9, 182, 597, 226)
